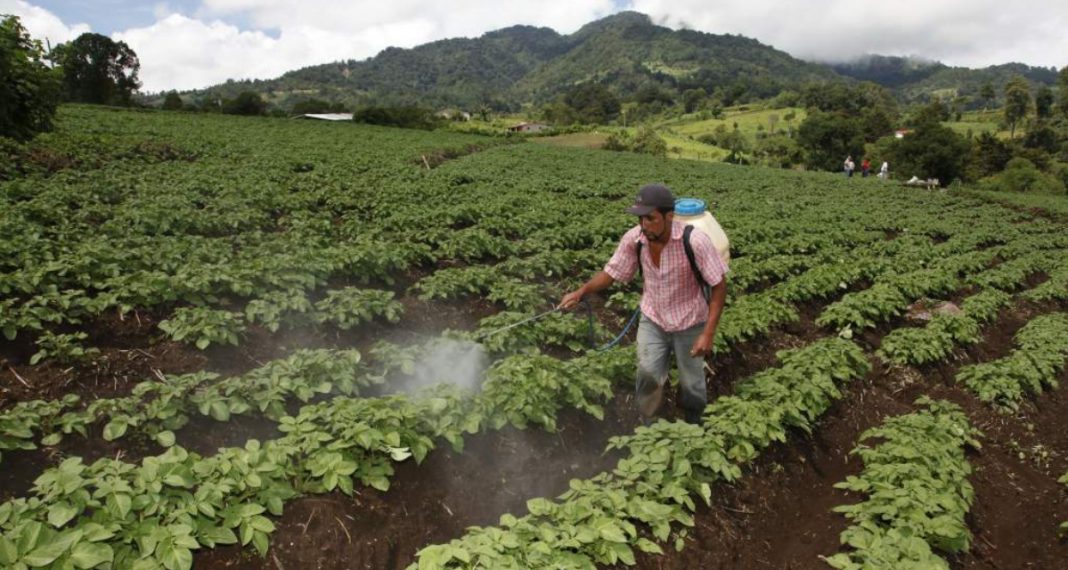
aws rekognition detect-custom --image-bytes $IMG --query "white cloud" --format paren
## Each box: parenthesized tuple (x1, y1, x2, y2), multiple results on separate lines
(115, 0, 617, 92)
(7, 1, 1068, 93)
(0, 0, 90, 47)
(630, 0, 1068, 69)
(114, 14, 367, 92)
(198, 0, 617, 38)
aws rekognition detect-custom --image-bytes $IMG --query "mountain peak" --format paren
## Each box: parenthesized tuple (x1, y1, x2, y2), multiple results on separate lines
(574, 11, 655, 35)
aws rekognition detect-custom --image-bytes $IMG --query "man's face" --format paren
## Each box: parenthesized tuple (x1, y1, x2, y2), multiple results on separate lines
(640, 210, 672, 241)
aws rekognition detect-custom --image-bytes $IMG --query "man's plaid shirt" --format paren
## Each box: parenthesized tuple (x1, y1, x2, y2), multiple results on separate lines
(604, 220, 728, 333)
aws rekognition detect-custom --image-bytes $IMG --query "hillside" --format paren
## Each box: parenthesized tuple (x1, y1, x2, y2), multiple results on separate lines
(829, 55, 1059, 106)
(188, 12, 839, 110)
(186, 12, 1059, 112)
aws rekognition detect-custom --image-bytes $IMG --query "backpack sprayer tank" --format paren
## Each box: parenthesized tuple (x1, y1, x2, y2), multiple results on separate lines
(674, 198, 730, 266)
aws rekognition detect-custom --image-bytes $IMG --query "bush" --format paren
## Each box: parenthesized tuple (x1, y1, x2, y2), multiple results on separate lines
(161, 91, 184, 111)
(602, 127, 667, 158)
(885, 121, 971, 184)
(754, 134, 804, 168)
(981, 157, 1066, 195)
(0, 16, 62, 141)
(222, 91, 267, 116)
(352, 105, 442, 130)
(290, 98, 347, 115)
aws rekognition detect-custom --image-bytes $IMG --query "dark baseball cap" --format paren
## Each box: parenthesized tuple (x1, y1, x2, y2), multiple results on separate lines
(626, 183, 675, 216)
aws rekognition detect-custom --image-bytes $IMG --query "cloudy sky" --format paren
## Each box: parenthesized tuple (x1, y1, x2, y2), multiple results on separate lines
(4, 0, 1067, 93)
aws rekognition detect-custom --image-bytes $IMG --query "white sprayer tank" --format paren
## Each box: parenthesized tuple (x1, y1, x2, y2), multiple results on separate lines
(674, 198, 730, 266)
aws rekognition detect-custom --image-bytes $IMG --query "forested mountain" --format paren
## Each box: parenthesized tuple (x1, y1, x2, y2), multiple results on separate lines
(183, 12, 1058, 112)
(186, 12, 838, 110)
(830, 55, 1059, 106)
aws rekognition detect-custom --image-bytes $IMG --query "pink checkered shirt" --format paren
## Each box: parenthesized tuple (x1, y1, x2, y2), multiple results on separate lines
(604, 220, 728, 333)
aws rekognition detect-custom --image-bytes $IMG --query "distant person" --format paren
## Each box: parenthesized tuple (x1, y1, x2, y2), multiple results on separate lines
(861, 158, 871, 177)
(879, 161, 889, 180)
(558, 184, 728, 424)
(843, 155, 855, 178)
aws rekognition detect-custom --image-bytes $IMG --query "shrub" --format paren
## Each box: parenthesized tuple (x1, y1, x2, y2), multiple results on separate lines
(982, 157, 1067, 194)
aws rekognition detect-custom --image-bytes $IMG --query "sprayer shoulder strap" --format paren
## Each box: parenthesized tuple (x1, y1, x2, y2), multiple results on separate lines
(635, 227, 710, 301)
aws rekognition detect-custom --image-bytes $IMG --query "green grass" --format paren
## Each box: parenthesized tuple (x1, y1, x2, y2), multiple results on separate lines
(660, 132, 726, 162)
(658, 106, 806, 140)
(531, 132, 611, 149)
(945, 109, 1008, 138)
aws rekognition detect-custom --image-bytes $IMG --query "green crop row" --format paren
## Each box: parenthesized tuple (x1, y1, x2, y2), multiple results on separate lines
(0, 349, 371, 462)
(824, 398, 981, 570)
(0, 346, 634, 570)
(410, 338, 870, 569)
(1060, 472, 1068, 537)
(876, 289, 1012, 366)
(817, 251, 985, 332)
(1019, 254, 1068, 302)
(955, 313, 1068, 410)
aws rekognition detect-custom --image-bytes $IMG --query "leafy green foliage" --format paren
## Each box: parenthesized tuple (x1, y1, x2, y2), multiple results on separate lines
(0, 395, 80, 461)
(797, 111, 866, 172)
(0, 346, 637, 569)
(244, 289, 314, 332)
(352, 105, 442, 130)
(477, 354, 614, 431)
(30, 331, 100, 366)
(885, 120, 971, 185)
(411, 339, 869, 569)
(603, 126, 668, 157)
(825, 398, 980, 569)
(878, 314, 980, 366)
(1060, 472, 1068, 536)
(874, 289, 1011, 367)
(468, 311, 602, 354)
(956, 313, 1068, 409)
(222, 91, 266, 116)
(52, 33, 140, 106)
(158, 306, 246, 349)
(312, 287, 403, 329)
(4, 102, 1068, 568)
(0, 16, 61, 141)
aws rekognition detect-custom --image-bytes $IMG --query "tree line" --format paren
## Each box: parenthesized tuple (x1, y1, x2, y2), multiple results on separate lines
(2, 16, 140, 140)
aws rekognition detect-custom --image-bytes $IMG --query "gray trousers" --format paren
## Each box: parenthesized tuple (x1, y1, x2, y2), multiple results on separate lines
(635, 315, 708, 419)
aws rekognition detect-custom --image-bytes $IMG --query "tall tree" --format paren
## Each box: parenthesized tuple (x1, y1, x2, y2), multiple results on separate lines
(560, 83, 620, 124)
(1057, 66, 1068, 117)
(797, 111, 865, 172)
(0, 15, 61, 140)
(223, 91, 267, 116)
(53, 33, 140, 105)
(681, 88, 706, 114)
(1034, 86, 1054, 118)
(887, 121, 970, 185)
(161, 91, 184, 110)
(1002, 75, 1031, 139)
(979, 81, 995, 110)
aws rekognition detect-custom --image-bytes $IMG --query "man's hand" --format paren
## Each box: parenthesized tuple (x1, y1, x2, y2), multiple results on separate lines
(690, 331, 714, 357)
(558, 290, 584, 310)
(558, 272, 615, 311)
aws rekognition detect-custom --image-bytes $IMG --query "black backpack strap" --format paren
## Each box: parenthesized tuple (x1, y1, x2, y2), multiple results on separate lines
(683, 226, 711, 302)
(635, 240, 644, 278)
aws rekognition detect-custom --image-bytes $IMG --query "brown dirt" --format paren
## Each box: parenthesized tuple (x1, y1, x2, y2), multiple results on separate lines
(619, 299, 1068, 570)
(195, 393, 642, 570)
(4, 293, 1067, 570)
(191, 305, 833, 570)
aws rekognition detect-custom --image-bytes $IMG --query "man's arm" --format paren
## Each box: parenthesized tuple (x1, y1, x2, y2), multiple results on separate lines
(558, 271, 616, 310)
(690, 276, 727, 357)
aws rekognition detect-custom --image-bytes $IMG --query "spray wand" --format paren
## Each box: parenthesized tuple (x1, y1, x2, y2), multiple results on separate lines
(471, 306, 563, 340)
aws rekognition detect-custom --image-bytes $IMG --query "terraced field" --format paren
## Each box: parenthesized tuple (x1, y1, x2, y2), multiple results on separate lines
(1, 106, 1066, 569)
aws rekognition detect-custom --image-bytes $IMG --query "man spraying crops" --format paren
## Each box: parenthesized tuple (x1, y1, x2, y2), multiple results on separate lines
(559, 183, 728, 424)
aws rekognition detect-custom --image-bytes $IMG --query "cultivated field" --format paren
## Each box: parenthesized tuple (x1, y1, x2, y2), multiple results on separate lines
(1, 106, 1066, 569)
